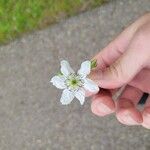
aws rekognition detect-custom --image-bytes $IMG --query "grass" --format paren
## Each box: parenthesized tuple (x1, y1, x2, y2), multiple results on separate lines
(0, 0, 107, 44)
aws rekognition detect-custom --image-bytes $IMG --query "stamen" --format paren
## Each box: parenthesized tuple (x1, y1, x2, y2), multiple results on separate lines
(65, 73, 84, 92)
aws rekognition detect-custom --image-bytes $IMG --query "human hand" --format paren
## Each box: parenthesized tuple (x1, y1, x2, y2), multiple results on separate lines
(89, 13, 150, 129)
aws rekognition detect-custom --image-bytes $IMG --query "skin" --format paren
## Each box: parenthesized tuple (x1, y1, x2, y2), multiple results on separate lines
(89, 13, 150, 129)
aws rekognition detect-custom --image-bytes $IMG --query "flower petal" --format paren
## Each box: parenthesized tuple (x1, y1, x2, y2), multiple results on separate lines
(78, 60, 91, 77)
(83, 78, 99, 93)
(60, 89, 74, 105)
(61, 60, 74, 76)
(50, 76, 66, 89)
(75, 89, 85, 105)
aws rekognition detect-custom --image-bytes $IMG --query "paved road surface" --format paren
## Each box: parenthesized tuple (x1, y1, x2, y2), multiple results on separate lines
(0, 0, 150, 149)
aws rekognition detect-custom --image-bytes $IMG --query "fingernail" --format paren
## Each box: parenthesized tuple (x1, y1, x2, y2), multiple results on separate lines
(97, 102, 112, 114)
(142, 107, 150, 129)
(122, 114, 140, 125)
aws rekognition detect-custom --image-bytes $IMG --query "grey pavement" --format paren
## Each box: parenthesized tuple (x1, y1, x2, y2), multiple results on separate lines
(0, 0, 150, 149)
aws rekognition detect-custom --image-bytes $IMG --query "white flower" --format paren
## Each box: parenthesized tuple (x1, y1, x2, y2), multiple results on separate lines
(50, 60, 99, 105)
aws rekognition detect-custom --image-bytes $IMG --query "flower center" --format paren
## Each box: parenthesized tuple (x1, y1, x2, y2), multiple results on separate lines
(71, 79, 77, 85)
(65, 74, 84, 91)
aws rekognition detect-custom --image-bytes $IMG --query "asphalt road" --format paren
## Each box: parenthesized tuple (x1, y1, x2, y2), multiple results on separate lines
(0, 0, 150, 149)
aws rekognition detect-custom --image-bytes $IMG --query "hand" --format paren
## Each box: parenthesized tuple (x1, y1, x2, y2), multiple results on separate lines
(89, 13, 150, 129)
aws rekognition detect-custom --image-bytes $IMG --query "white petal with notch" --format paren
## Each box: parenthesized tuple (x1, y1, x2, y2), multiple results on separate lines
(60, 89, 74, 105)
(50, 76, 66, 89)
(84, 78, 99, 93)
(61, 60, 74, 76)
(75, 89, 85, 105)
(78, 60, 91, 77)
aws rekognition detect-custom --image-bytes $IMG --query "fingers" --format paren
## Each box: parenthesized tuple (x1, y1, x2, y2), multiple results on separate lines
(90, 46, 148, 89)
(90, 14, 150, 90)
(142, 95, 150, 129)
(93, 41, 124, 70)
(130, 68, 150, 93)
(93, 13, 150, 69)
(116, 85, 143, 125)
(92, 13, 150, 70)
(93, 28, 132, 70)
(91, 89, 115, 116)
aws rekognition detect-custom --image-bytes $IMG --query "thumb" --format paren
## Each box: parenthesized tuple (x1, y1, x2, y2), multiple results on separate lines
(89, 48, 148, 89)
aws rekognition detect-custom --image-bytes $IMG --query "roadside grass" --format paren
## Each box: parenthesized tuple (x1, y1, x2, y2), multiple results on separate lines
(0, 0, 107, 44)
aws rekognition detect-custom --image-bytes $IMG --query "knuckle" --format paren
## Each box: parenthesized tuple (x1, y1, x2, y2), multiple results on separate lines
(100, 55, 110, 68)
(109, 61, 128, 84)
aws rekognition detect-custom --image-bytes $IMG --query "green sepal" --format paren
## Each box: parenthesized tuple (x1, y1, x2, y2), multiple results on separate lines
(57, 71, 63, 76)
(90, 59, 97, 69)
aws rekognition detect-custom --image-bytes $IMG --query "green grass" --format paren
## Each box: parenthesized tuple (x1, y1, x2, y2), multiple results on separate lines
(0, 0, 107, 44)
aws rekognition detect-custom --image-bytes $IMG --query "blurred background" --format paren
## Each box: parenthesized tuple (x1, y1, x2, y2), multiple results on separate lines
(0, 0, 150, 149)
(0, 0, 107, 44)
